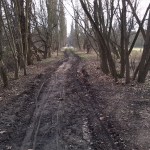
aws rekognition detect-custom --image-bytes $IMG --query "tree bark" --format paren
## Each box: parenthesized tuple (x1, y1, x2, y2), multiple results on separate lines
(2, 0, 19, 79)
(0, 0, 8, 87)
(137, 12, 150, 83)
(80, 0, 118, 81)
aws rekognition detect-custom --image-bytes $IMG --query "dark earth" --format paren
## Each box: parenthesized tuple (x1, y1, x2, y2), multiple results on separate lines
(0, 51, 150, 150)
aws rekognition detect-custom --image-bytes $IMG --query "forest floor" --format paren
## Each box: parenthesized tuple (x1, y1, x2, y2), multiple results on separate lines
(0, 50, 150, 150)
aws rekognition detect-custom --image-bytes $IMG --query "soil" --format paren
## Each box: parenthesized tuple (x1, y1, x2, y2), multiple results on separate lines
(0, 51, 150, 150)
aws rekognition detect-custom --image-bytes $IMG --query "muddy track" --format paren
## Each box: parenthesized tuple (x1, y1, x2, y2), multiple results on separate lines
(0, 51, 128, 150)
(78, 68, 128, 150)
(0, 59, 66, 150)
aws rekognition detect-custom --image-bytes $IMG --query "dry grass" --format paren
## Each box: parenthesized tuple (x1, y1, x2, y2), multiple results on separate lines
(75, 50, 98, 61)
(131, 48, 143, 59)
(132, 47, 143, 52)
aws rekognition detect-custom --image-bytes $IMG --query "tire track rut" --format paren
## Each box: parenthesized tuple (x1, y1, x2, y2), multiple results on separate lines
(0, 51, 128, 150)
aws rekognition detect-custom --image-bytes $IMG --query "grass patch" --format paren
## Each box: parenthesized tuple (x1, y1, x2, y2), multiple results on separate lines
(132, 47, 143, 52)
(39, 52, 63, 63)
(75, 51, 98, 61)
(130, 48, 142, 61)
(61, 47, 97, 60)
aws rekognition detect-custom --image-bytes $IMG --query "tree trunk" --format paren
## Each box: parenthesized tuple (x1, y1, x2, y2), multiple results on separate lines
(138, 58, 150, 83)
(125, 39, 130, 83)
(124, 0, 130, 83)
(137, 12, 150, 83)
(120, 1, 126, 78)
(44, 45, 48, 59)
(80, 0, 118, 80)
(99, 46, 109, 74)
(2, 0, 19, 79)
(0, 0, 8, 87)
(27, 0, 33, 65)
(18, 0, 27, 75)
(0, 62, 8, 87)
(14, 58, 19, 79)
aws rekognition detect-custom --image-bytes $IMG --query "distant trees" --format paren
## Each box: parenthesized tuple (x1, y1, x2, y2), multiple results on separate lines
(68, 0, 92, 51)
(32, 0, 67, 59)
(68, 21, 75, 47)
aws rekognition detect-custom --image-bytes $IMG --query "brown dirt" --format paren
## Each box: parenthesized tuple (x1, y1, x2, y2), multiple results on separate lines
(85, 59, 150, 150)
(0, 51, 150, 150)
(0, 54, 63, 107)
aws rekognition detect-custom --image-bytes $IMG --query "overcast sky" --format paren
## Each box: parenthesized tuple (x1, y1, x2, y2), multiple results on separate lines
(64, 0, 150, 35)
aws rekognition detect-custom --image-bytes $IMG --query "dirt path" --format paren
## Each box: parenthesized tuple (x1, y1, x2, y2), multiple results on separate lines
(0, 51, 128, 150)
(20, 52, 83, 150)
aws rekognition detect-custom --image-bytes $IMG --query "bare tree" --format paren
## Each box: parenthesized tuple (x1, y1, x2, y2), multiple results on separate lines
(137, 11, 150, 83)
(80, 0, 118, 81)
(0, 0, 8, 87)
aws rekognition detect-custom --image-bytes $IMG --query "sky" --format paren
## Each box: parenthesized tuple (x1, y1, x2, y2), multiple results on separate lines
(64, 0, 150, 35)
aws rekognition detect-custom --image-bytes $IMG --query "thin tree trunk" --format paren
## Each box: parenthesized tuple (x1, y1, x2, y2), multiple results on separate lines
(120, 1, 125, 78)
(17, 0, 27, 75)
(137, 12, 150, 83)
(124, 0, 130, 83)
(0, 0, 8, 87)
(2, 0, 19, 79)
(27, 0, 33, 65)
